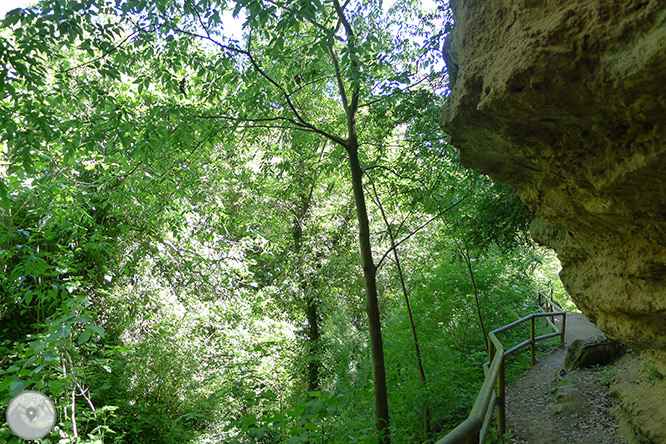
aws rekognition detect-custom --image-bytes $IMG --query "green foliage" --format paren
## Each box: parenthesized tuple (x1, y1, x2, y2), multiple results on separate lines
(455, 178, 534, 252)
(532, 248, 576, 311)
(220, 390, 347, 444)
(645, 363, 665, 384)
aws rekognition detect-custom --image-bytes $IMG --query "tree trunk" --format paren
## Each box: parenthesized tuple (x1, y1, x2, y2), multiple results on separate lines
(306, 296, 321, 391)
(346, 141, 390, 444)
(292, 196, 322, 392)
(462, 247, 488, 357)
(368, 178, 430, 438)
(391, 247, 430, 437)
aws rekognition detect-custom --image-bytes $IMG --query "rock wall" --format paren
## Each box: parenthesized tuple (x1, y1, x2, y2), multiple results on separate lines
(610, 351, 666, 443)
(441, 0, 666, 350)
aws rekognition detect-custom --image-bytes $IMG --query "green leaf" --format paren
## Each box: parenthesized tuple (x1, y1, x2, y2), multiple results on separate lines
(43, 351, 59, 363)
(86, 325, 106, 339)
(54, 325, 72, 339)
(0, 376, 16, 392)
(78, 330, 92, 345)
(240, 414, 257, 429)
(9, 379, 27, 396)
(2, 8, 23, 27)
(303, 422, 318, 431)
(49, 380, 65, 396)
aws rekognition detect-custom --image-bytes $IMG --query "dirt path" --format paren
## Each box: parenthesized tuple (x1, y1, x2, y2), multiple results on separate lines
(505, 313, 626, 444)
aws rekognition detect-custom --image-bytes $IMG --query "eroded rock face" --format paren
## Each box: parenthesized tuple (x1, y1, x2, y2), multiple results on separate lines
(441, 0, 666, 350)
(610, 351, 666, 443)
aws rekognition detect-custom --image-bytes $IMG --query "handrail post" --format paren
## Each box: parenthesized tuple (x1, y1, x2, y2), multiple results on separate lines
(530, 316, 536, 366)
(561, 313, 567, 347)
(497, 358, 506, 437)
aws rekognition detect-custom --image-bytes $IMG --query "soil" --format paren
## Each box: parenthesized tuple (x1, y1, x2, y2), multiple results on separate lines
(505, 313, 627, 444)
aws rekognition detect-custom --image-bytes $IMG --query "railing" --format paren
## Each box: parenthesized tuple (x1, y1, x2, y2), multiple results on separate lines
(436, 289, 566, 444)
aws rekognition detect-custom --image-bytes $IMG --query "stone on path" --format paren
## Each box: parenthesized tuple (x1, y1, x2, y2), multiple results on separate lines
(565, 335, 628, 369)
(505, 313, 626, 443)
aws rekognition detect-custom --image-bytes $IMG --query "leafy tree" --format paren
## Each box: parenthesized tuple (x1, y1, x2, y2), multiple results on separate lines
(44, 1, 445, 440)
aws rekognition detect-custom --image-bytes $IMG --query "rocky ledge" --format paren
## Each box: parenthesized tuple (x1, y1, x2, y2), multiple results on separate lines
(441, 0, 666, 350)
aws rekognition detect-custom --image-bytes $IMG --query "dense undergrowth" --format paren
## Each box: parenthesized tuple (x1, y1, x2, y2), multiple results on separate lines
(0, 201, 565, 444)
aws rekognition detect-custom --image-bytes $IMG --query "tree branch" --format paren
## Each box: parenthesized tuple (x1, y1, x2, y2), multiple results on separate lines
(375, 179, 476, 270)
(329, 46, 349, 112)
(359, 75, 432, 108)
(245, 30, 343, 142)
(332, 0, 359, 114)
(171, 25, 347, 146)
(64, 25, 149, 73)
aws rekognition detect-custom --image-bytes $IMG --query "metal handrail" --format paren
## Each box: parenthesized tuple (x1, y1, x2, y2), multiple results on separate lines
(436, 289, 566, 444)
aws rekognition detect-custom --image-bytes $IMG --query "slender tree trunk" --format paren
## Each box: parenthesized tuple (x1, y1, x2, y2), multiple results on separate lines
(461, 247, 488, 357)
(292, 195, 322, 392)
(326, 1, 390, 438)
(391, 247, 431, 436)
(368, 178, 430, 437)
(346, 141, 390, 444)
(306, 297, 321, 391)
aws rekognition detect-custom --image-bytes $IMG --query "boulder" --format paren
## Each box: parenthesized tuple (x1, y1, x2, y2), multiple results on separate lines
(565, 335, 628, 369)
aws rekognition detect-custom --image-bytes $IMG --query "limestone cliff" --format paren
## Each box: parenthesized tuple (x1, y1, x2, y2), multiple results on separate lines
(441, 0, 666, 350)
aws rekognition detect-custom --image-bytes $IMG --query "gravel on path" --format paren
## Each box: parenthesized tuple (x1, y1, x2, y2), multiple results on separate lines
(504, 313, 626, 444)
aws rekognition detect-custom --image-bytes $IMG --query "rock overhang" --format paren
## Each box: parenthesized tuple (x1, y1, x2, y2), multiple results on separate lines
(441, 0, 666, 350)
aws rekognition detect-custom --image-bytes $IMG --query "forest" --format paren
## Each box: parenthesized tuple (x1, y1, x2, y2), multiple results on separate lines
(0, 0, 566, 443)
